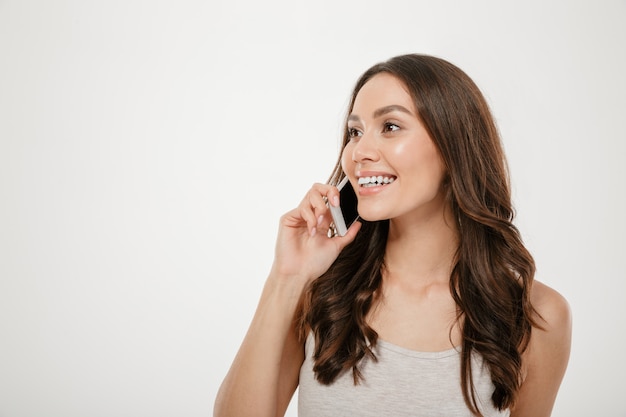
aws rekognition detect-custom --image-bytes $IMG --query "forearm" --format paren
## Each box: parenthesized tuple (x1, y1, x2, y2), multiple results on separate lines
(214, 274, 305, 417)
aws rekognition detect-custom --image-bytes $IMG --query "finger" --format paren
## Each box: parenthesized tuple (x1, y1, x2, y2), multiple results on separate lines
(298, 183, 342, 236)
(298, 204, 319, 236)
(327, 187, 340, 208)
(317, 210, 334, 233)
(334, 220, 362, 248)
(281, 202, 318, 238)
(306, 183, 338, 235)
(303, 206, 329, 237)
(280, 209, 309, 237)
(311, 183, 340, 207)
(308, 192, 329, 224)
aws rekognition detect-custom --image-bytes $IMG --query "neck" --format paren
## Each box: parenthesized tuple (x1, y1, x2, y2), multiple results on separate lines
(384, 205, 459, 287)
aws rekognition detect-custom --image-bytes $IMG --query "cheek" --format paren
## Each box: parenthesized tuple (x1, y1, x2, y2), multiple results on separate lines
(388, 140, 411, 159)
(392, 140, 445, 180)
(340, 144, 354, 173)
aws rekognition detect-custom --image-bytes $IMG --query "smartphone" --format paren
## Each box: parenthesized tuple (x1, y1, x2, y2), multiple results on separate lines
(329, 176, 359, 236)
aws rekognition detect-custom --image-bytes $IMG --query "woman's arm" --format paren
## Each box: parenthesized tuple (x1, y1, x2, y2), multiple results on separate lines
(511, 281, 573, 417)
(213, 184, 361, 417)
(213, 274, 305, 417)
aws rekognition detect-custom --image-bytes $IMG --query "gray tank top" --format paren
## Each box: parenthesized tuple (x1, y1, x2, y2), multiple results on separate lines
(298, 334, 510, 417)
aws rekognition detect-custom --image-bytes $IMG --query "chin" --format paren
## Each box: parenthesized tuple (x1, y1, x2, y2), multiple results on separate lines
(357, 209, 389, 222)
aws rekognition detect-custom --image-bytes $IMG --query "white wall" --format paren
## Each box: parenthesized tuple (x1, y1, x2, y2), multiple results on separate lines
(1, 1, 624, 416)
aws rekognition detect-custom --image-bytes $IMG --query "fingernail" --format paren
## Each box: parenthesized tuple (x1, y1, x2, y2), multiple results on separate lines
(310, 227, 316, 237)
(332, 196, 339, 206)
(317, 215, 324, 225)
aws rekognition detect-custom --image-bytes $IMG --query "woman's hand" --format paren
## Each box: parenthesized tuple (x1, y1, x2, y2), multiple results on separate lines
(215, 182, 361, 417)
(270, 183, 361, 289)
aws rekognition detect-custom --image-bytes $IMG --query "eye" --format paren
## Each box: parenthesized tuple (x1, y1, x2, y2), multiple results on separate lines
(348, 127, 363, 139)
(383, 122, 400, 133)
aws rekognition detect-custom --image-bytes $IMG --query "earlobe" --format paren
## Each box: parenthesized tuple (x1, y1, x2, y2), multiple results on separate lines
(442, 174, 454, 204)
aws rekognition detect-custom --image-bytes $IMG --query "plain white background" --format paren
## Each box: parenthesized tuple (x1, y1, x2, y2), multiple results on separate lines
(1, 1, 624, 416)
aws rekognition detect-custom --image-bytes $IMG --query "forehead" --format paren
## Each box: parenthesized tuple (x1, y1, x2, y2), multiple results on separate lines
(352, 73, 416, 115)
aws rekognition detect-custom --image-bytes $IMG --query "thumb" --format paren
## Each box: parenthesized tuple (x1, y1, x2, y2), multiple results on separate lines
(333, 220, 362, 251)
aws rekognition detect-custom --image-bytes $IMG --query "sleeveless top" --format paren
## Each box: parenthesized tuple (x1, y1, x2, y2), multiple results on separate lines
(298, 333, 510, 417)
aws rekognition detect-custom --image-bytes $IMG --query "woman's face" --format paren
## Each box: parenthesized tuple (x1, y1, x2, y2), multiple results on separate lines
(341, 73, 448, 224)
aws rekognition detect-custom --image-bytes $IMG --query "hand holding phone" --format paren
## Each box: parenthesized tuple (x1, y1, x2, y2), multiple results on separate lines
(329, 176, 359, 236)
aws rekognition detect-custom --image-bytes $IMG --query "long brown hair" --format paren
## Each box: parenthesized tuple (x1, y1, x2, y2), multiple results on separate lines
(297, 54, 537, 415)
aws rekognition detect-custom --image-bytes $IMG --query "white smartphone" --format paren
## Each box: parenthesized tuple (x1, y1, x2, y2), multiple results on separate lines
(329, 176, 359, 236)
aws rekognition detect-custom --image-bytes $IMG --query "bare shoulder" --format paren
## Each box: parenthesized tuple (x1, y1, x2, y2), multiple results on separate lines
(529, 280, 572, 332)
(526, 279, 572, 371)
(511, 280, 572, 416)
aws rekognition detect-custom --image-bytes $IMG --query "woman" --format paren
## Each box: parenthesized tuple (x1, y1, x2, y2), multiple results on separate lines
(214, 54, 572, 417)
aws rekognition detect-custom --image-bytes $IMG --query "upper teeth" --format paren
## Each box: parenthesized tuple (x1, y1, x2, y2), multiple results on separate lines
(358, 176, 395, 186)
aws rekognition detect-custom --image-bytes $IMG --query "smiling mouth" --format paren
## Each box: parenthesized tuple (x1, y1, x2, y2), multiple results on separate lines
(358, 175, 396, 188)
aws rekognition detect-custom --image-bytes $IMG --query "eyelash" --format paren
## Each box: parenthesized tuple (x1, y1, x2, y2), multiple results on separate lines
(348, 127, 362, 139)
(383, 122, 400, 132)
(347, 122, 400, 139)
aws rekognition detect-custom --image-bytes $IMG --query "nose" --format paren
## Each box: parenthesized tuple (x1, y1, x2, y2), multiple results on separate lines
(351, 131, 379, 163)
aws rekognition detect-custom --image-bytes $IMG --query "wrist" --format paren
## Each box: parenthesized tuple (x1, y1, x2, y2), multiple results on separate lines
(267, 264, 313, 296)
(248, 272, 308, 336)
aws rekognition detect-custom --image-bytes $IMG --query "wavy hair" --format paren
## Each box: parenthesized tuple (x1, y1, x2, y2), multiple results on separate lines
(297, 54, 537, 415)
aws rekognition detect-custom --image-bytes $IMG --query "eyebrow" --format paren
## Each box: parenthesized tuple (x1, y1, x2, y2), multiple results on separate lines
(348, 104, 413, 122)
